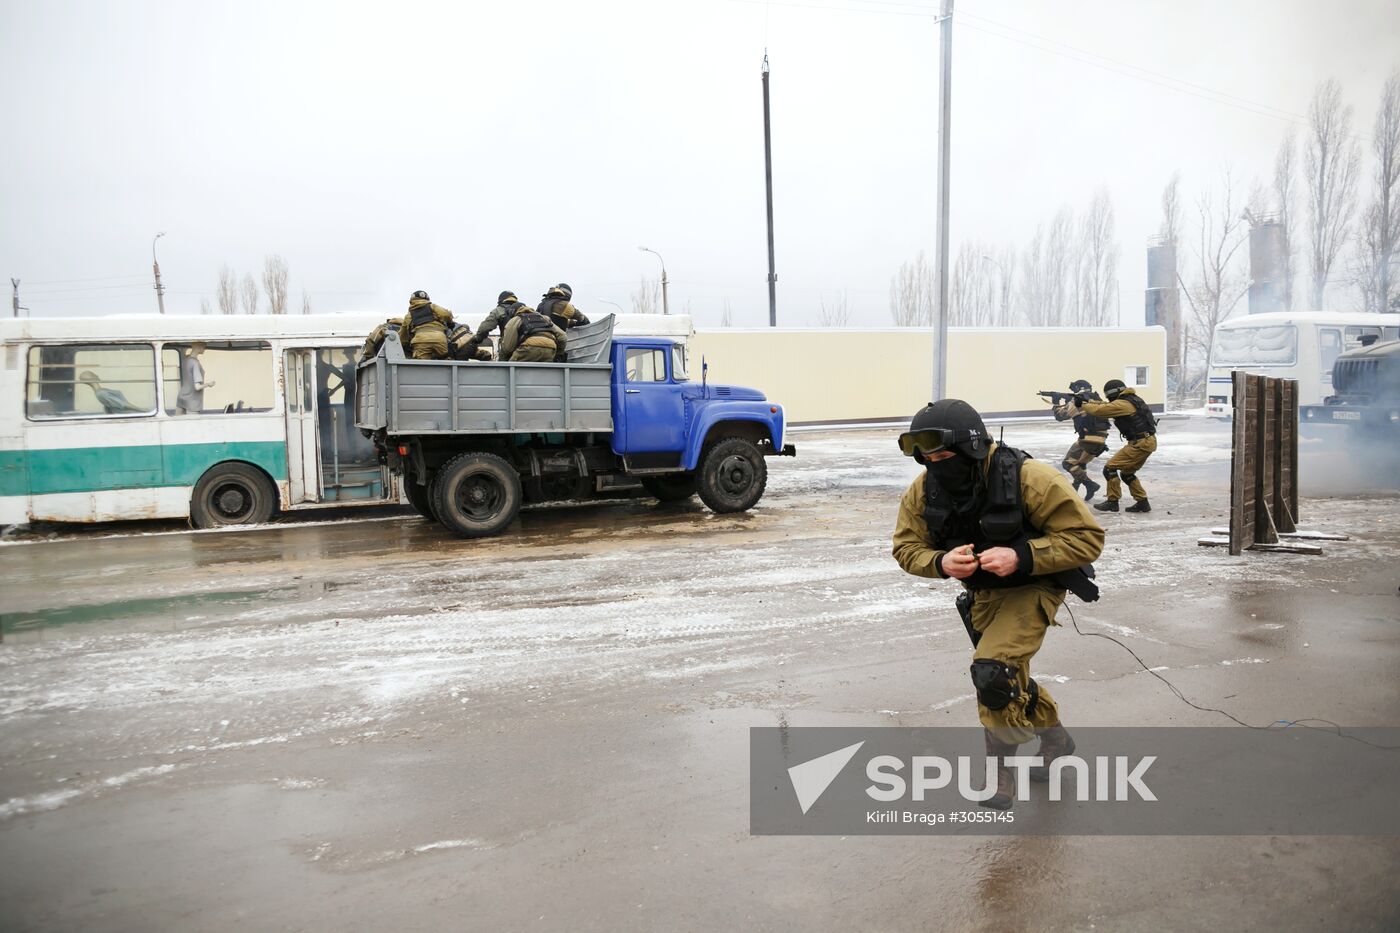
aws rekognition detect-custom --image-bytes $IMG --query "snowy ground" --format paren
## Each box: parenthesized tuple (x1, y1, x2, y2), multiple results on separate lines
(1, 416, 1398, 931)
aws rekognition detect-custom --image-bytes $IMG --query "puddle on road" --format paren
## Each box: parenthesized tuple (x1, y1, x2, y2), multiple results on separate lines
(0, 586, 300, 637)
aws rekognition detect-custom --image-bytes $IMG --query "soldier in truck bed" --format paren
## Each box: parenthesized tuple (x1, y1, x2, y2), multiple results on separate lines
(467, 291, 533, 355)
(1073, 379, 1159, 513)
(537, 284, 590, 331)
(398, 291, 456, 360)
(500, 307, 567, 363)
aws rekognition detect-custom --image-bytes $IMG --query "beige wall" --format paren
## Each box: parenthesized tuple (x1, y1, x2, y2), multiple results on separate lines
(689, 327, 1166, 424)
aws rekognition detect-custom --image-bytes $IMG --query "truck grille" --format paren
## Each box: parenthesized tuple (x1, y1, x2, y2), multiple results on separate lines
(1332, 358, 1379, 395)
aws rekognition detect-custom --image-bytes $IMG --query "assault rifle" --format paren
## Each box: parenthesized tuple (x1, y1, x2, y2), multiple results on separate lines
(1037, 389, 1090, 406)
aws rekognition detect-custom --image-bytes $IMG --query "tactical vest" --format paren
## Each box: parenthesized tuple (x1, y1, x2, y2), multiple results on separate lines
(1112, 393, 1157, 441)
(922, 445, 1038, 590)
(1073, 405, 1111, 440)
(408, 302, 437, 328)
(494, 300, 522, 324)
(516, 310, 554, 341)
(537, 296, 563, 321)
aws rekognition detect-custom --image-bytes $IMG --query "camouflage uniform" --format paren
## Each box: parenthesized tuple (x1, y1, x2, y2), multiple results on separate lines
(500, 310, 567, 363)
(400, 298, 455, 360)
(1077, 388, 1158, 504)
(892, 446, 1104, 744)
(360, 318, 403, 360)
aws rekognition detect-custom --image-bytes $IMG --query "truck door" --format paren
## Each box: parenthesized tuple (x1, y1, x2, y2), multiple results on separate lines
(620, 346, 686, 453)
(283, 349, 320, 503)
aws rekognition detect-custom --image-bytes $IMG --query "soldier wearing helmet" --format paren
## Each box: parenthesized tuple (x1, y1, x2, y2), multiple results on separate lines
(537, 283, 591, 332)
(892, 399, 1104, 809)
(1074, 379, 1159, 513)
(398, 290, 457, 360)
(467, 290, 534, 358)
(1050, 378, 1111, 501)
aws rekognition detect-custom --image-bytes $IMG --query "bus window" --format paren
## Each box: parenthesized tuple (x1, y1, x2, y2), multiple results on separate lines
(162, 343, 274, 415)
(1319, 328, 1343, 374)
(315, 347, 383, 501)
(1384, 327, 1399, 342)
(1212, 325, 1297, 366)
(26, 344, 156, 419)
(1344, 325, 1383, 349)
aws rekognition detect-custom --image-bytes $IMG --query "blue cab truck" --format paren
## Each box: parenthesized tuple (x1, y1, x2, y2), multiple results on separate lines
(354, 315, 795, 537)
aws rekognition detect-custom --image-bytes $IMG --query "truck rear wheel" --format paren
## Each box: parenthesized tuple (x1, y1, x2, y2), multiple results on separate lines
(432, 452, 522, 538)
(697, 438, 767, 513)
(642, 474, 697, 502)
(404, 477, 434, 520)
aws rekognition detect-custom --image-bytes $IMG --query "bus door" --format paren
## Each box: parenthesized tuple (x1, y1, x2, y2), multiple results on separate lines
(284, 349, 320, 504)
(313, 347, 392, 502)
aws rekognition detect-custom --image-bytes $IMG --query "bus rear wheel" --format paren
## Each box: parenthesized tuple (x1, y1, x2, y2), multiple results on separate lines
(432, 452, 521, 538)
(190, 463, 277, 528)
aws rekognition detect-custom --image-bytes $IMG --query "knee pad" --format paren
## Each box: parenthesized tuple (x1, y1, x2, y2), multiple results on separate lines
(1102, 465, 1116, 480)
(1061, 459, 1075, 473)
(1120, 472, 1137, 484)
(970, 659, 1020, 710)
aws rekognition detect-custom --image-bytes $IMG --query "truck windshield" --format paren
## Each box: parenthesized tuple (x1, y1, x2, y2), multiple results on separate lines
(672, 345, 688, 381)
(1212, 325, 1297, 367)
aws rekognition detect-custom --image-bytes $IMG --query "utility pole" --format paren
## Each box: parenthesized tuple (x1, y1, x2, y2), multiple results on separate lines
(762, 51, 777, 327)
(152, 232, 167, 315)
(932, 0, 954, 400)
(638, 246, 670, 315)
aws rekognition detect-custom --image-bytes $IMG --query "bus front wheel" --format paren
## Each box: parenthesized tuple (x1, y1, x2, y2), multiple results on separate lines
(190, 463, 277, 528)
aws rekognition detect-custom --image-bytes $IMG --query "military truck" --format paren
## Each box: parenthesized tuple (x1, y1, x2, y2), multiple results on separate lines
(1300, 337, 1400, 438)
(355, 315, 795, 537)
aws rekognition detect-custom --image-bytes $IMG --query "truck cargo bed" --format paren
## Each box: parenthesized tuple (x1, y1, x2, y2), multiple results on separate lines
(356, 315, 616, 435)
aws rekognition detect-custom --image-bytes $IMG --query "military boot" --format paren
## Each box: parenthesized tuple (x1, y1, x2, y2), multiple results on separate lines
(1094, 499, 1119, 512)
(981, 730, 1020, 810)
(1081, 478, 1101, 501)
(1029, 724, 1076, 783)
(1125, 499, 1151, 513)
(1070, 476, 1082, 493)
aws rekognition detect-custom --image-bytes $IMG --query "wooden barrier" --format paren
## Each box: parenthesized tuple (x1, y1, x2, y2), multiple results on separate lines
(1222, 372, 1305, 555)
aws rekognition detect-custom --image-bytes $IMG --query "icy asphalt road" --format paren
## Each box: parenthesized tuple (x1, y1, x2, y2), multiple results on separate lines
(1, 418, 1398, 931)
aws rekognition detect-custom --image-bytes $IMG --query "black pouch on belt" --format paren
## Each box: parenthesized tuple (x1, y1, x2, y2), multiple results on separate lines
(956, 590, 979, 647)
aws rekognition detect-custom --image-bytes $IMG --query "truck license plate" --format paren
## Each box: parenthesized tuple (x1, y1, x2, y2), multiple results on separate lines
(1331, 410, 1361, 421)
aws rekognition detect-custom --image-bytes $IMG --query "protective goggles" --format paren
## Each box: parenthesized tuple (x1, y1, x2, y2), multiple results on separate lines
(897, 428, 979, 457)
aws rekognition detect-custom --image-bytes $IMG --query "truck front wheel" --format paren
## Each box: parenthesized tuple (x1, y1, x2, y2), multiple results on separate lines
(432, 452, 522, 538)
(697, 438, 767, 513)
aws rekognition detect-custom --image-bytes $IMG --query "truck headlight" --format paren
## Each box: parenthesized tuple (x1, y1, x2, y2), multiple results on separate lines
(1390, 410, 1399, 423)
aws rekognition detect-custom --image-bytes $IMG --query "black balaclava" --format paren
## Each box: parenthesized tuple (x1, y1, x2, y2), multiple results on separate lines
(910, 399, 988, 509)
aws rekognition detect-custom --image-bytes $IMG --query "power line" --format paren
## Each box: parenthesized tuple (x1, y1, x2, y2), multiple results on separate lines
(22, 274, 150, 286)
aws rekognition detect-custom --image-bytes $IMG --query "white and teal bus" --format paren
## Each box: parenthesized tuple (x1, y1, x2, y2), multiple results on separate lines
(1, 313, 401, 527)
(1205, 311, 1400, 417)
(1, 312, 694, 528)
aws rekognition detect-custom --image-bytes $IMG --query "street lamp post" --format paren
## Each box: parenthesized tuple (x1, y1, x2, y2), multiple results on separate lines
(637, 246, 669, 315)
(152, 232, 167, 315)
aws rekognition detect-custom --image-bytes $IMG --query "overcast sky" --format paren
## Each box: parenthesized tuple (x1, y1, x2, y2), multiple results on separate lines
(2, 0, 1397, 327)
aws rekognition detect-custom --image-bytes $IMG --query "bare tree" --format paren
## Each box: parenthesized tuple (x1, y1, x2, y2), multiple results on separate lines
(1158, 173, 1187, 394)
(1304, 79, 1362, 309)
(720, 299, 733, 327)
(1356, 68, 1400, 313)
(1077, 188, 1119, 326)
(949, 242, 1003, 325)
(199, 297, 211, 315)
(240, 273, 260, 315)
(889, 251, 936, 326)
(1272, 131, 1298, 310)
(261, 254, 290, 315)
(216, 265, 238, 315)
(1181, 170, 1250, 367)
(1018, 208, 1075, 326)
(301, 290, 312, 315)
(630, 277, 660, 314)
(817, 289, 852, 326)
